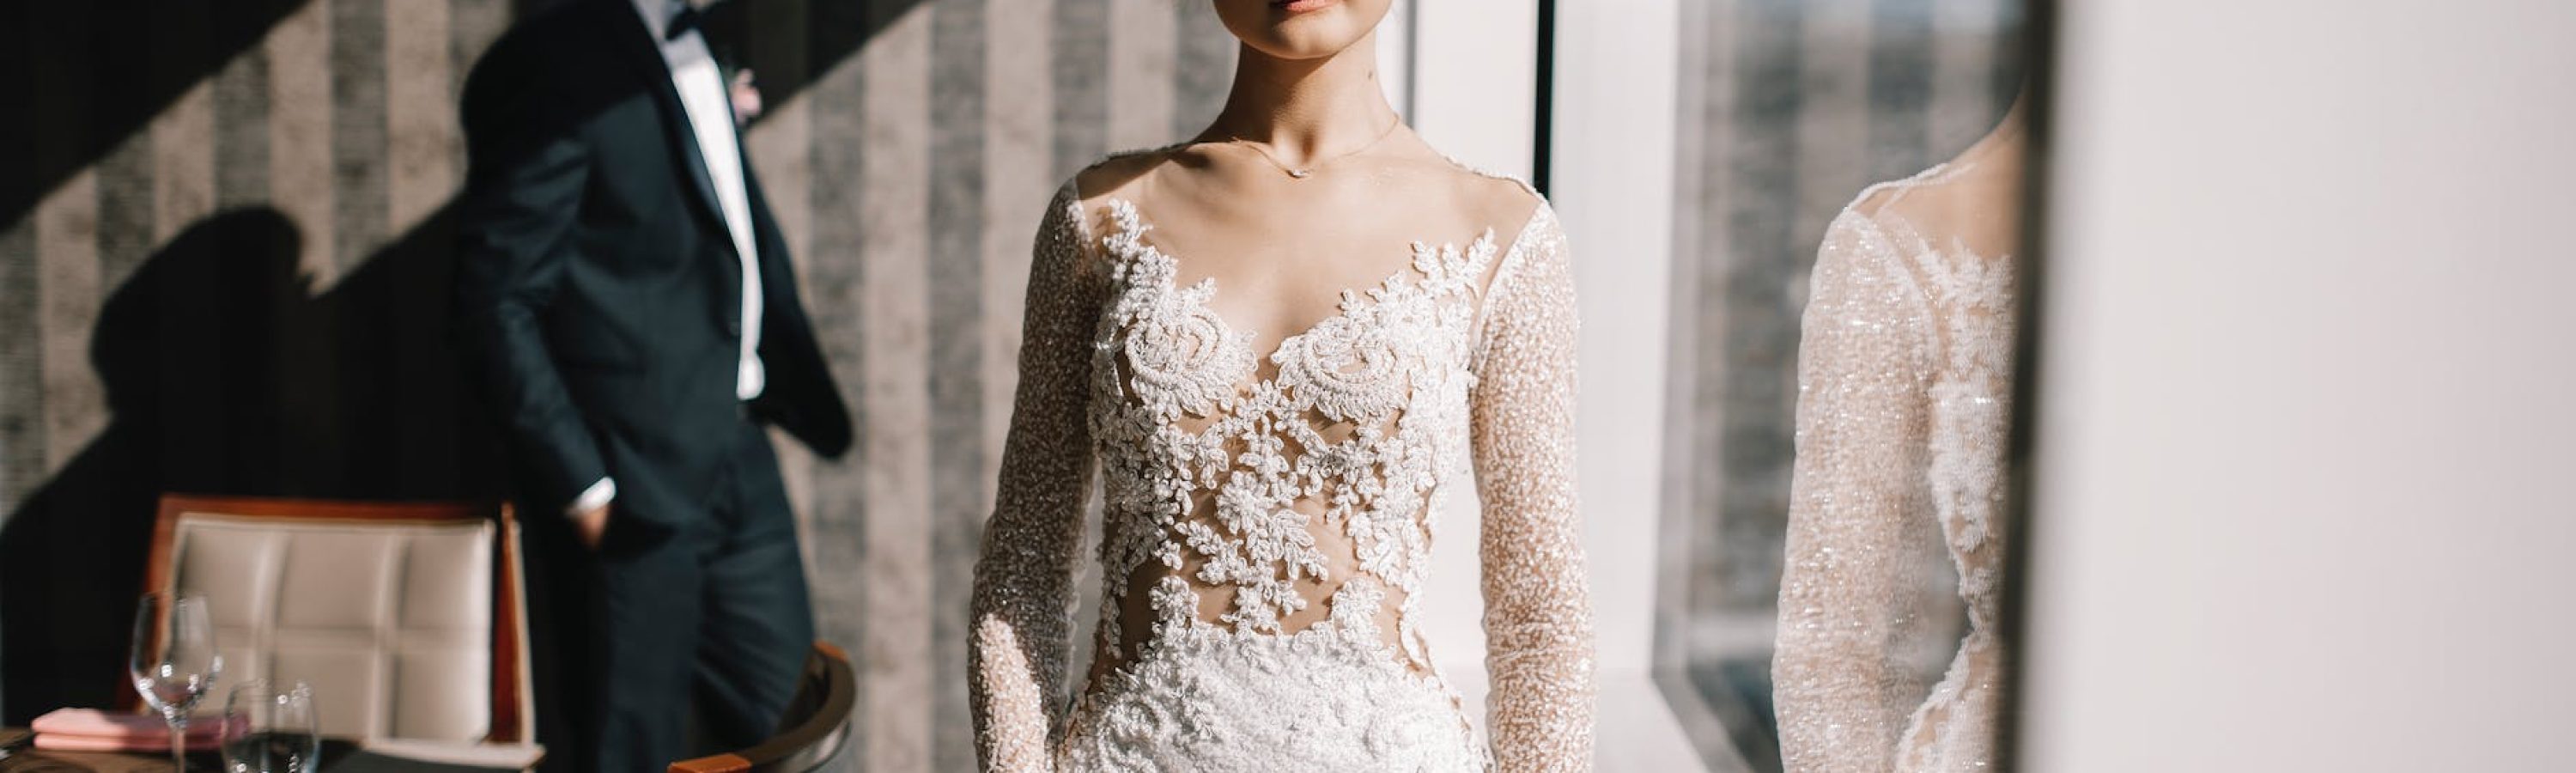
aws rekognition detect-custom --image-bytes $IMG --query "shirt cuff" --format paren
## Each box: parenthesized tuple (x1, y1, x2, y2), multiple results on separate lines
(566, 477, 617, 516)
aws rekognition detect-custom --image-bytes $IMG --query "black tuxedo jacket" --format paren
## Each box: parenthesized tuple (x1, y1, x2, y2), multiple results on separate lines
(454, 0, 848, 528)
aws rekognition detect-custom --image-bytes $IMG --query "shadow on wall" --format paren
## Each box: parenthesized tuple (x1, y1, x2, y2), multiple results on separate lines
(0, 203, 509, 719)
(0, 0, 309, 233)
(0, 0, 926, 724)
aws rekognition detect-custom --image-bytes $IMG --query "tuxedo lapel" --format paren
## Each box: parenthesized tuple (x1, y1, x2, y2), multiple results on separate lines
(600, 0, 728, 234)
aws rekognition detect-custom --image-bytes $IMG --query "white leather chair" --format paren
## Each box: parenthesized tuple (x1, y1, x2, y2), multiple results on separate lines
(140, 495, 532, 745)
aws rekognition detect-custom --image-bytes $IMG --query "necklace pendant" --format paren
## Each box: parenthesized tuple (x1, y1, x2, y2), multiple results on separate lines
(1288, 168, 1312, 179)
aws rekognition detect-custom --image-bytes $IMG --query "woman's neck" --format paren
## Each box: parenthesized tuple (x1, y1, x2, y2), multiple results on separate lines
(1950, 94, 2029, 176)
(1201, 36, 1400, 164)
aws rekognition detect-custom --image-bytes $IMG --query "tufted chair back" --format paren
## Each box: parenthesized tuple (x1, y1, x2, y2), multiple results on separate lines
(141, 495, 532, 745)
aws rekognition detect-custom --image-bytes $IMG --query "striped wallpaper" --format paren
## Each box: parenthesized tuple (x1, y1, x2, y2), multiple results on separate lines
(0, 0, 2024, 770)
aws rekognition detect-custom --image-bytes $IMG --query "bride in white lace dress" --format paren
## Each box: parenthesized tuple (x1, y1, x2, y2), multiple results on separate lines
(1771, 107, 2025, 773)
(967, 2, 1595, 771)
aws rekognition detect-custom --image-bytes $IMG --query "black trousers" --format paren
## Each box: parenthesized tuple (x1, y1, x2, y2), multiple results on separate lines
(529, 417, 815, 772)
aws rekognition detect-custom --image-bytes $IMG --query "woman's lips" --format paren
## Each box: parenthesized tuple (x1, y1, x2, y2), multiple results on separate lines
(1274, 0, 1340, 14)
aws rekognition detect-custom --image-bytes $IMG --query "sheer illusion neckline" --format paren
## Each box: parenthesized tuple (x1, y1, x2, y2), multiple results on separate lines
(1094, 196, 1533, 381)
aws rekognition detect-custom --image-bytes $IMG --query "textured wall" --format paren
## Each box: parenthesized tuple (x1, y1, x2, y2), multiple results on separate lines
(0, 2, 1231, 771)
(1657, 0, 2025, 769)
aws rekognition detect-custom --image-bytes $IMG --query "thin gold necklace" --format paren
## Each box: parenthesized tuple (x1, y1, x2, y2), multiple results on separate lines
(1225, 117, 1404, 180)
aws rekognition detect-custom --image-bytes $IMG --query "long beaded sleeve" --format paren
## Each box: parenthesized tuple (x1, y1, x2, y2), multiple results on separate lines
(1771, 209, 1947, 773)
(1471, 208, 1598, 771)
(970, 184, 1103, 772)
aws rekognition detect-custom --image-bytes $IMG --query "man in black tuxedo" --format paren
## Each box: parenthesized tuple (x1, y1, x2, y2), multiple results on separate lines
(453, 1, 848, 770)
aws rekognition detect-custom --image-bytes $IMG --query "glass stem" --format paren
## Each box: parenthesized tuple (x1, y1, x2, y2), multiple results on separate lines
(170, 715, 187, 771)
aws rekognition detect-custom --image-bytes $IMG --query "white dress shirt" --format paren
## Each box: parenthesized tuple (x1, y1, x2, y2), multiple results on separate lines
(572, 0, 767, 516)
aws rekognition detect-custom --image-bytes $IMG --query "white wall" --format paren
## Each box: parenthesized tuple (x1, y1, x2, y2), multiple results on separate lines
(1407, 0, 1537, 180)
(2025, 2, 2576, 770)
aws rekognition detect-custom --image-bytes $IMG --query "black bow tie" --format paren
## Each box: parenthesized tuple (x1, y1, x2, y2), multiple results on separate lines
(665, 3, 702, 40)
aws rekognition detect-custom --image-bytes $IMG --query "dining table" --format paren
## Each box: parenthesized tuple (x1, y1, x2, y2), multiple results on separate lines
(0, 733, 533, 773)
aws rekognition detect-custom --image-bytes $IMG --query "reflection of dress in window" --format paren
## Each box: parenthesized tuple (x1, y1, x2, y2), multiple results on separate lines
(968, 149, 1595, 772)
(1772, 125, 2021, 773)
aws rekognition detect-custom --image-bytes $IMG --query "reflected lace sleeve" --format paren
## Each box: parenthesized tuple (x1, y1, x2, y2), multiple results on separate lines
(1771, 210, 1942, 773)
(1470, 208, 1597, 771)
(969, 184, 1103, 772)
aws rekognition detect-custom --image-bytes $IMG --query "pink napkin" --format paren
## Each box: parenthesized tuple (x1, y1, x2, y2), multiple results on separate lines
(28, 708, 228, 752)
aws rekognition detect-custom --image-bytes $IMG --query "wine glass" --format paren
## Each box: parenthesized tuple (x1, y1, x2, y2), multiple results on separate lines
(130, 593, 222, 771)
(221, 680, 319, 773)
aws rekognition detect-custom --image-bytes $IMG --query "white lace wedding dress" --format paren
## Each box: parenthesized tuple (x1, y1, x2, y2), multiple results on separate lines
(1772, 157, 2019, 773)
(969, 152, 1595, 772)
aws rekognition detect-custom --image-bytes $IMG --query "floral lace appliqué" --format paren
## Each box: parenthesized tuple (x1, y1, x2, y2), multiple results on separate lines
(1089, 198, 1495, 641)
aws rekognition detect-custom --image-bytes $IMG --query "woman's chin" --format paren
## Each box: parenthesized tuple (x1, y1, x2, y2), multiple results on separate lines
(1218, 0, 1390, 60)
(1237, 23, 1372, 60)
(1245, 38, 1364, 62)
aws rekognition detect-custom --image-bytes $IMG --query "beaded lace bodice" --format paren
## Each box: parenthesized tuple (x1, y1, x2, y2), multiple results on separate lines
(970, 161, 1595, 772)
(1773, 161, 2018, 773)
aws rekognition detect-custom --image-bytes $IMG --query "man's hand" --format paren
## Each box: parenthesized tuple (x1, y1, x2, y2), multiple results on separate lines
(730, 70, 762, 126)
(573, 503, 611, 550)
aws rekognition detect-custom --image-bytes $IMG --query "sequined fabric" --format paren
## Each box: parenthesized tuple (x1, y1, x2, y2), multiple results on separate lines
(969, 158, 1595, 772)
(1772, 165, 2017, 773)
